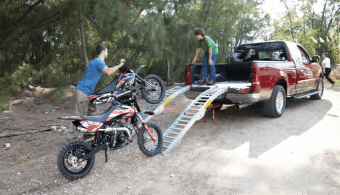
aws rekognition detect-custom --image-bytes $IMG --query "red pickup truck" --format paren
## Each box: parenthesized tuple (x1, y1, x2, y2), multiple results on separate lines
(184, 41, 323, 118)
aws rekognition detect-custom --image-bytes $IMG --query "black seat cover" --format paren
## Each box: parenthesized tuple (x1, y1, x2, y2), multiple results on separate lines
(93, 77, 119, 95)
(81, 105, 115, 123)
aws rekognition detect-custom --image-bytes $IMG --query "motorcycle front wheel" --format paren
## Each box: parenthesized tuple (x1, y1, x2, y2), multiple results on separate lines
(137, 122, 163, 156)
(57, 140, 95, 180)
(141, 74, 165, 104)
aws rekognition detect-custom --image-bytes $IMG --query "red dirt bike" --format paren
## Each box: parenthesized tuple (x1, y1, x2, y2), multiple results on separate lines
(92, 63, 165, 104)
(57, 90, 163, 180)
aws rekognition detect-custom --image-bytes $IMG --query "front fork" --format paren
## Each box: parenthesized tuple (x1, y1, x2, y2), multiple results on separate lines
(136, 75, 156, 90)
(136, 114, 157, 142)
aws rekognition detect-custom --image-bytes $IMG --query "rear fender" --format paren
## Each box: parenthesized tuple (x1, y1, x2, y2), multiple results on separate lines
(58, 116, 83, 121)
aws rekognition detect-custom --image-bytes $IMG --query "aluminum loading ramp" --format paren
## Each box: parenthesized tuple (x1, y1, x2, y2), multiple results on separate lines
(139, 85, 191, 122)
(161, 86, 229, 155)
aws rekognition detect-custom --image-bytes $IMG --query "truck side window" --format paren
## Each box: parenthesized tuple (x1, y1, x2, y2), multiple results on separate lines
(297, 47, 309, 63)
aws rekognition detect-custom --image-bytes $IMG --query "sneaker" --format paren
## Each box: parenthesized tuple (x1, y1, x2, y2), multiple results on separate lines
(197, 79, 206, 85)
(206, 79, 215, 85)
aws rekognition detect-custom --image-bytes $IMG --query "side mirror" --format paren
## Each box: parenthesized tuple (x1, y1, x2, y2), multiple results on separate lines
(311, 55, 320, 63)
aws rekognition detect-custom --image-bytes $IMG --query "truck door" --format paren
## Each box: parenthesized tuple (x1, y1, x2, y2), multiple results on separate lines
(286, 42, 305, 93)
(296, 46, 315, 92)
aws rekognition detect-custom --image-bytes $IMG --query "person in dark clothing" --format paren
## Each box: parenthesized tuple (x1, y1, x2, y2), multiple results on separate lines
(322, 53, 335, 87)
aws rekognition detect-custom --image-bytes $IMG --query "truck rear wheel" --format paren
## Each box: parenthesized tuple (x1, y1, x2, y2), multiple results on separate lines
(264, 85, 286, 118)
(310, 77, 323, 100)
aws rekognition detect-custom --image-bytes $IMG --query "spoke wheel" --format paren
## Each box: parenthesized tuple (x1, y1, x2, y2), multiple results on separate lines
(137, 123, 163, 156)
(57, 140, 95, 180)
(142, 74, 165, 104)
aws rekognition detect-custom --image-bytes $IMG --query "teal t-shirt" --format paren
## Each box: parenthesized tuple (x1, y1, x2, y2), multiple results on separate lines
(76, 58, 107, 96)
(197, 35, 218, 54)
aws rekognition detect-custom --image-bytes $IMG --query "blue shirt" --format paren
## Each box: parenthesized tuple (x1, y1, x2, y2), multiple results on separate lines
(76, 58, 107, 96)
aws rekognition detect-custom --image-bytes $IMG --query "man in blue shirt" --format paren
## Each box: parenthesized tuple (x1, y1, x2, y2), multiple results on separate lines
(67, 45, 125, 140)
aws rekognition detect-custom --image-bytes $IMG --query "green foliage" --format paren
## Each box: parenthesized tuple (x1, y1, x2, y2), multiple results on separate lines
(0, 0, 267, 105)
(271, 0, 340, 64)
(0, 77, 10, 112)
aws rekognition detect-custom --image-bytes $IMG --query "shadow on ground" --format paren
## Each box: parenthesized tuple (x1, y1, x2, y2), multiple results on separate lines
(180, 97, 333, 158)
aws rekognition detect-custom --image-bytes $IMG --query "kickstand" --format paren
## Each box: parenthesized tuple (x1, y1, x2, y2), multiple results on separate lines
(204, 115, 207, 123)
(105, 149, 108, 162)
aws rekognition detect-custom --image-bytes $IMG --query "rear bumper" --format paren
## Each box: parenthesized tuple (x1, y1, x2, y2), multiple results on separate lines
(225, 92, 260, 104)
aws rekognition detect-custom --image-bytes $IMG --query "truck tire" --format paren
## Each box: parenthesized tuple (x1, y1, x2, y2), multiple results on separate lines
(264, 85, 286, 118)
(310, 77, 323, 100)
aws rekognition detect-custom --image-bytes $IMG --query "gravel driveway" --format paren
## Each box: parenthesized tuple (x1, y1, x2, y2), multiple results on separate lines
(1, 85, 339, 194)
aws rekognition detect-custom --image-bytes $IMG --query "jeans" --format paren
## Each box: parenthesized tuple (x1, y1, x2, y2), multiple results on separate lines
(201, 53, 217, 80)
(325, 68, 335, 84)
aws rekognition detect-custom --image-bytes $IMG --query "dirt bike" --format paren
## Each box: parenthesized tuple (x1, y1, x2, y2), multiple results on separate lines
(90, 63, 165, 104)
(57, 90, 163, 180)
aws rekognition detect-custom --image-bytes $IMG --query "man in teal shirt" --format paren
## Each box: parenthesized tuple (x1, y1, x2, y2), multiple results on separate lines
(192, 28, 218, 85)
(67, 45, 125, 140)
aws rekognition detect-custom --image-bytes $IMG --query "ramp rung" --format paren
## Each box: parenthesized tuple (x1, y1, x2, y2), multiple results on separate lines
(164, 136, 176, 139)
(187, 108, 201, 111)
(168, 132, 180, 135)
(162, 86, 230, 155)
(182, 116, 193, 119)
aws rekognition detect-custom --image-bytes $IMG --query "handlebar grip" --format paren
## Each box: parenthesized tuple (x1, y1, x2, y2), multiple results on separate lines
(118, 59, 126, 64)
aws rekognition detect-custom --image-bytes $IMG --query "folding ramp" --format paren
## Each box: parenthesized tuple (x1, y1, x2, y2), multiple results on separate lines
(139, 85, 191, 122)
(161, 86, 229, 155)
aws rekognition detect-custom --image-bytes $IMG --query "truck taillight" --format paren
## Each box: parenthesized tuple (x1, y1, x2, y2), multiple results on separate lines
(184, 65, 192, 85)
(252, 63, 260, 92)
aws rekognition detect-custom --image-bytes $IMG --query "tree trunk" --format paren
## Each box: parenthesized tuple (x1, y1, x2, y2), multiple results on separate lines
(167, 57, 171, 86)
(320, 1, 327, 32)
(79, 6, 88, 70)
(303, 0, 306, 37)
(40, 40, 43, 64)
(283, 1, 295, 40)
(200, 1, 208, 22)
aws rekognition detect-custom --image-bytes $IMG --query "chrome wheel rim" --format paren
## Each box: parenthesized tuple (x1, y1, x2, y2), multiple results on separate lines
(145, 79, 161, 100)
(318, 81, 323, 96)
(142, 128, 159, 152)
(64, 146, 88, 173)
(276, 91, 284, 114)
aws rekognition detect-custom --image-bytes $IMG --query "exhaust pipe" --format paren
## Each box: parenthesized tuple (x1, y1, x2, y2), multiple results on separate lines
(77, 126, 133, 142)
(235, 104, 250, 110)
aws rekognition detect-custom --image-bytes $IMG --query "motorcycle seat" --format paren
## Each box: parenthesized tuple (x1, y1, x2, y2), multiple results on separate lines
(93, 77, 119, 95)
(81, 105, 115, 123)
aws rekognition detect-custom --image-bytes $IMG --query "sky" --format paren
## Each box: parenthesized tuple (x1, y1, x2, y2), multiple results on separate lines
(256, 0, 327, 41)
(260, 0, 325, 19)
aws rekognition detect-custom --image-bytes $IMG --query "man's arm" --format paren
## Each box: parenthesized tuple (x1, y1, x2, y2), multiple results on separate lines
(102, 60, 125, 75)
(322, 61, 326, 72)
(208, 47, 213, 65)
(192, 48, 200, 63)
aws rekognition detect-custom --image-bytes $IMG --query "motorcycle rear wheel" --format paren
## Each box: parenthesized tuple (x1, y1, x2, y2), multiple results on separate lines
(57, 140, 95, 180)
(137, 123, 163, 156)
(142, 74, 165, 104)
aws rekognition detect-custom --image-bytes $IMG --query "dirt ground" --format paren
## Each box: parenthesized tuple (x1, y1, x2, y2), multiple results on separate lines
(0, 82, 340, 195)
